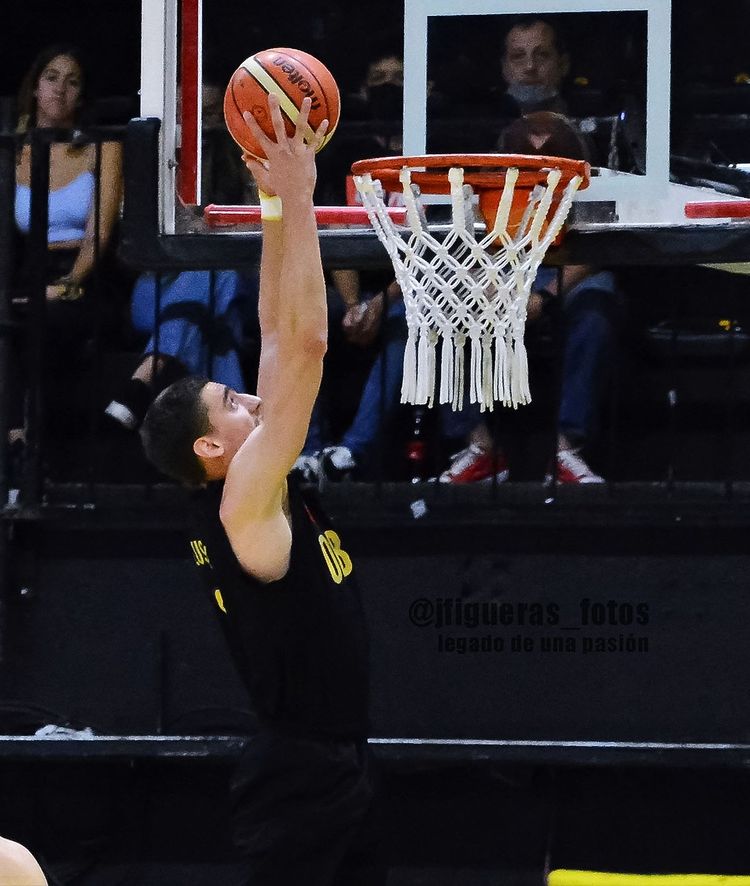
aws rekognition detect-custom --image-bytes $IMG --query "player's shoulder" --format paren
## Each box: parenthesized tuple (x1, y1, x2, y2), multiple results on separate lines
(219, 467, 289, 535)
(0, 837, 47, 885)
(224, 483, 293, 584)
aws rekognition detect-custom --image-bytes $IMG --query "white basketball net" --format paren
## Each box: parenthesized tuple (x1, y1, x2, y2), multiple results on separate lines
(354, 163, 584, 411)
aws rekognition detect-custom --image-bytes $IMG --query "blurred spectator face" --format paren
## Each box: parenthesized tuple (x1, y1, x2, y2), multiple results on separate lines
(34, 53, 83, 127)
(502, 21, 569, 106)
(366, 55, 404, 89)
(364, 55, 404, 119)
(202, 83, 224, 130)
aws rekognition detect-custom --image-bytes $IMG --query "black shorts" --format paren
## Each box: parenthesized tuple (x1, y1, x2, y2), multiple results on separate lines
(229, 728, 386, 886)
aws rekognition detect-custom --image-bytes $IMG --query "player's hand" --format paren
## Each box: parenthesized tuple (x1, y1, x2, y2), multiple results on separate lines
(242, 94, 328, 200)
(46, 283, 67, 301)
(242, 153, 276, 197)
(385, 279, 402, 302)
(527, 291, 544, 323)
(342, 293, 384, 347)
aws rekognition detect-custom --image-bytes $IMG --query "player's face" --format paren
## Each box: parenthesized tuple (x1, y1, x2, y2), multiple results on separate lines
(201, 382, 262, 462)
(502, 23, 569, 92)
(34, 54, 83, 127)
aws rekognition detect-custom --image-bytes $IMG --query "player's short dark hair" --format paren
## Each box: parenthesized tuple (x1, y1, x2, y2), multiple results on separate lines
(140, 376, 211, 487)
(503, 15, 569, 59)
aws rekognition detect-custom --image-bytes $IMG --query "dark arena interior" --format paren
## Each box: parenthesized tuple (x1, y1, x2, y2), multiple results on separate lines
(3, 1, 750, 883)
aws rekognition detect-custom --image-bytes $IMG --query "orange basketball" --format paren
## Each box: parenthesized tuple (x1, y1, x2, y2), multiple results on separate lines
(223, 47, 340, 160)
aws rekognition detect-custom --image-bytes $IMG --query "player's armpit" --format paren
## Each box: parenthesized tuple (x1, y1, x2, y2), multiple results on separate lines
(225, 505, 293, 584)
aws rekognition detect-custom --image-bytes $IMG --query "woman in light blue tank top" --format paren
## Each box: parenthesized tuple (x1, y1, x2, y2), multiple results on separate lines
(10, 45, 123, 443)
(13, 44, 122, 303)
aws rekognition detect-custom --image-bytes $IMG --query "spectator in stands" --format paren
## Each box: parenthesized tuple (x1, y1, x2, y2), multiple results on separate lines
(104, 79, 257, 431)
(0, 834, 47, 885)
(439, 17, 620, 485)
(196, 75, 257, 206)
(14, 45, 122, 307)
(104, 270, 256, 430)
(498, 16, 570, 117)
(294, 52, 409, 481)
(300, 277, 407, 482)
(12, 45, 123, 442)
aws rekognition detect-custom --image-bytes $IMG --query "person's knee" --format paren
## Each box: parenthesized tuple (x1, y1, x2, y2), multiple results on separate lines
(565, 287, 621, 327)
(564, 289, 620, 350)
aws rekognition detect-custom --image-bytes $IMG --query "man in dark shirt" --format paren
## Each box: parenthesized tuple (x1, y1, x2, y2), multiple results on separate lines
(440, 16, 620, 485)
(139, 94, 384, 886)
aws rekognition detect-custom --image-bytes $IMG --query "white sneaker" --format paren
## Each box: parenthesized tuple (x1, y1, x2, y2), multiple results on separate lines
(321, 446, 357, 481)
(291, 453, 321, 483)
(104, 400, 139, 431)
(550, 448, 605, 484)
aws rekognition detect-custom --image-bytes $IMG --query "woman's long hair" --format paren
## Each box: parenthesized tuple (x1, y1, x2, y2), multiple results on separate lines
(16, 44, 88, 137)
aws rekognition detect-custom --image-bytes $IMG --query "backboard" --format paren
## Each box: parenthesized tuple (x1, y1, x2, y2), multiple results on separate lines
(135, 0, 750, 263)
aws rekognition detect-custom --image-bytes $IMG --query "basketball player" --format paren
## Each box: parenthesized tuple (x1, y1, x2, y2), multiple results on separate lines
(139, 94, 384, 885)
(0, 835, 47, 885)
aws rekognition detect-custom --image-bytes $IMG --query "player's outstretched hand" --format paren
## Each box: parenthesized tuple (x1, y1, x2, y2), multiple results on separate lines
(241, 94, 328, 201)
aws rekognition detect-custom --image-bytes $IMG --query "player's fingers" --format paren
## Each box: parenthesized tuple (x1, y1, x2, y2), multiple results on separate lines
(267, 92, 289, 146)
(244, 157, 271, 184)
(294, 96, 312, 136)
(291, 97, 318, 149)
(310, 117, 329, 151)
(240, 151, 268, 170)
(242, 111, 273, 151)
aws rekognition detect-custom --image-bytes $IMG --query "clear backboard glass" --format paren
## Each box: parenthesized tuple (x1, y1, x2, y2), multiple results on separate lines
(423, 11, 647, 168)
(142, 0, 750, 237)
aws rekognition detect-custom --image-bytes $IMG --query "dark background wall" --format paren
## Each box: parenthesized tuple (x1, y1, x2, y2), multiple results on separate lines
(4, 1, 750, 113)
(3, 518, 750, 745)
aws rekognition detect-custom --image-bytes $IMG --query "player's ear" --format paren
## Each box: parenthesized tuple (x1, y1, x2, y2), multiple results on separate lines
(193, 435, 224, 461)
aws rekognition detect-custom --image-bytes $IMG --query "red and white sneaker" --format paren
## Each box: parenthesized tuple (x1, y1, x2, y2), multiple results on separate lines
(550, 448, 605, 484)
(439, 444, 510, 484)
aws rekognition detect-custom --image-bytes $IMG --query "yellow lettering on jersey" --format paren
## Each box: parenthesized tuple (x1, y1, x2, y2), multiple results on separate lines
(190, 539, 210, 567)
(317, 530, 353, 585)
(214, 588, 227, 614)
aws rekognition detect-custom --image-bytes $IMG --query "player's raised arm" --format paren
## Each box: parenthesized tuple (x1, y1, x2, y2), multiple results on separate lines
(219, 95, 329, 526)
(242, 150, 284, 392)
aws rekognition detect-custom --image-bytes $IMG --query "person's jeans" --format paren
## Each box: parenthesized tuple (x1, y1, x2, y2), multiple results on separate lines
(341, 298, 407, 460)
(131, 269, 250, 391)
(304, 296, 407, 460)
(441, 266, 620, 446)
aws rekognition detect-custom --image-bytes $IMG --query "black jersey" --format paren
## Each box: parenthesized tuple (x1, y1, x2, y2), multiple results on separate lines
(189, 477, 370, 740)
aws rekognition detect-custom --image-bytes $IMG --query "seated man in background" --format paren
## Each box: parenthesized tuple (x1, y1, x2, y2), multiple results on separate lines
(440, 16, 621, 485)
(496, 15, 570, 117)
(104, 78, 257, 431)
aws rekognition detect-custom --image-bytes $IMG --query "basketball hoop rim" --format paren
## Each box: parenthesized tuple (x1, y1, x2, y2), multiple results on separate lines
(351, 153, 591, 194)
